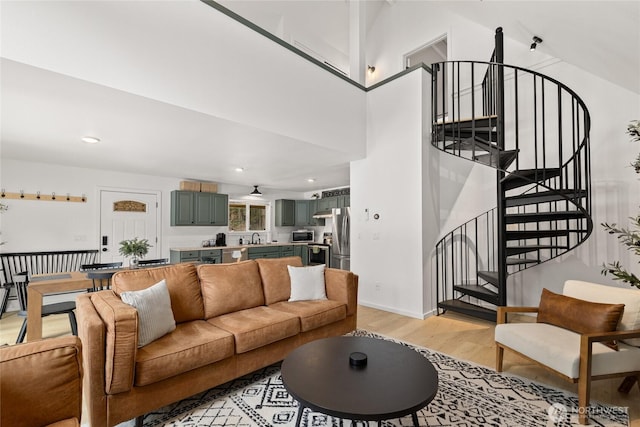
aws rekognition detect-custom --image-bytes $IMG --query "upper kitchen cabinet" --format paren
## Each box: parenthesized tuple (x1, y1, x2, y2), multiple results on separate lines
(316, 195, 349, 211)
(170, 191, 228, 226)
(316, 197, 338, 211)
(295, 200, 324, 227)
(275, 199, 296, 227)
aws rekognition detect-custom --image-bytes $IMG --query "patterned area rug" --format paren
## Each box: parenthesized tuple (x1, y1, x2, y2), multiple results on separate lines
(134, 330, 629, 427)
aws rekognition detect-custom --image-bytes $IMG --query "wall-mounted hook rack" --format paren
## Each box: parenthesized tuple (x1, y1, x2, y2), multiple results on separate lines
(0, 189, 87, 203)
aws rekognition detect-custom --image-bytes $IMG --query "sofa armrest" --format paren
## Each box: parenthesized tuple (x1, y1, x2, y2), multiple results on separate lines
(496, 306, 539, 324)
(324, 268, 358, 316)
(86, 290, 138, 394)
(0, 336, 83, 427)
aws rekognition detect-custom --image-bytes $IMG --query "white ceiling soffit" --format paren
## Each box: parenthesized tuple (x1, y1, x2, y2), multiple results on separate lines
(0, 0, 365, 192)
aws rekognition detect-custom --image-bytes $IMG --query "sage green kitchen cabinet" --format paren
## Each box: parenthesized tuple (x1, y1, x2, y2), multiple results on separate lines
(280, 245, 295, 257)
(316, 195, 349, 212)
(247, 246, 282, 259)
(170, 191, 228, 226)
(294, 244, 309, 265)
(275, 199, 296, 227)
(316, 197, 338, 211)
(295, 200, 324, 227)
(171, 191, 196, 225)
(337, 195, 350, 208)
(194, 192, 228, 226)
(170, 249, 222, 263)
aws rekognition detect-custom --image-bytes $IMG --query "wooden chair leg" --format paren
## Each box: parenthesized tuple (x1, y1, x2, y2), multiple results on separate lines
(495, 344, 504, 372)
(578, 374, 591, 424)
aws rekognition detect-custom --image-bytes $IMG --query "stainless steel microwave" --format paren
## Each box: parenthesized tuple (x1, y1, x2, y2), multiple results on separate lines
(292, 230, 314, 242)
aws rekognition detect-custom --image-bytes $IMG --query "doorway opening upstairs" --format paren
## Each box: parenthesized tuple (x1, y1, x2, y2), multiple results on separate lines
(404, 35, 448, 120)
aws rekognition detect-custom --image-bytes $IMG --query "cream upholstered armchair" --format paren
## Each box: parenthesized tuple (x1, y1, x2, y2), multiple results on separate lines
(1, 336, 83, 426)
(495, 280, 640, 425)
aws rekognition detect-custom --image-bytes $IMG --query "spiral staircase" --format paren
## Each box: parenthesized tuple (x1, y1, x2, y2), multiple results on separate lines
(431, 28, 593, 321)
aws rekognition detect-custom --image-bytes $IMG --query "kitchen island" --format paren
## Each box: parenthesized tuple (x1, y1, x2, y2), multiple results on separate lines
(170, 242, 310, 264)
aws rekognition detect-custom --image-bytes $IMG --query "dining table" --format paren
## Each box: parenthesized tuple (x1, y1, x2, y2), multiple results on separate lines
(27, 270, 118, 341)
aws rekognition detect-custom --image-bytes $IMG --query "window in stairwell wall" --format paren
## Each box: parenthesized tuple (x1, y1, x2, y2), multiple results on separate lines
(404, 35, 448, 120)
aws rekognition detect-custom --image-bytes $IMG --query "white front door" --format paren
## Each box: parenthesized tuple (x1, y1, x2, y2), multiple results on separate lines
(99, 190, 160, 266)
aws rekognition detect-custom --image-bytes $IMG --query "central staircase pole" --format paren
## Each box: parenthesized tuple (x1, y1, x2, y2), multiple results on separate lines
(494, 27, 508, 307)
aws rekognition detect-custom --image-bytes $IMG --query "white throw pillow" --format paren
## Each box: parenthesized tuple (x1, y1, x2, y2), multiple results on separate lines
(288, 264, 327, 301)
(120, 279, 176, 347)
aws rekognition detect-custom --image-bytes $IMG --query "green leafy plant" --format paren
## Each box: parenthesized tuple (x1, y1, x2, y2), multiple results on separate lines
(118, 237, 152, 259)
(601, 120, 640, 289)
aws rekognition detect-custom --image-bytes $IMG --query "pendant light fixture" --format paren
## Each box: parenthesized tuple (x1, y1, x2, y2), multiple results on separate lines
(250, 185, 262, 196)
(530, 36, 543, 51)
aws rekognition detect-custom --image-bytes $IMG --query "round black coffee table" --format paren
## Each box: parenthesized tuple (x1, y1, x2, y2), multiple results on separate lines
(281, 336, 438, 426)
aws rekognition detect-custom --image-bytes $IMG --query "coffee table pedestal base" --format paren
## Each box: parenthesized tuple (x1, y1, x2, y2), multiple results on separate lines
(294, 405, 421, 427)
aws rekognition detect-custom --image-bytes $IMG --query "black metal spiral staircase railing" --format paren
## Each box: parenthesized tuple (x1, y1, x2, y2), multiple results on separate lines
(431, 28, 593, 321)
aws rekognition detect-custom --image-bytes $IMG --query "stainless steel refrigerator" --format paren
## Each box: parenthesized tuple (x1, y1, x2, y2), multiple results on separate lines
(330, 207, 350, 271)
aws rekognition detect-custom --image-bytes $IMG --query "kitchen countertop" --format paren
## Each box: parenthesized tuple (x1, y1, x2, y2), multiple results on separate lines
(171, 242, 311, 251)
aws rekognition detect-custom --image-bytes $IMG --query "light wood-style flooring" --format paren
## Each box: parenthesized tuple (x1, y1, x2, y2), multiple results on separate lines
(1, 305, 638, 426)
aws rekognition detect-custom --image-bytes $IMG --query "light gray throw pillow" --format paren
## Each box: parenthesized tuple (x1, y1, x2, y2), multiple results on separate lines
(120, 279, 176, 347)
(287, 264, 327, 301)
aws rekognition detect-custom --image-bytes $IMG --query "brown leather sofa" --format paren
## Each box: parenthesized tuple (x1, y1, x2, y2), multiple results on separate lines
(0, 336, 83, 427)
(76, 257, 358, 427)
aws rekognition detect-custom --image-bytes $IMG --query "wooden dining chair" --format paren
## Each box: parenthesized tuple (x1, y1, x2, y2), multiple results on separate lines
(137, 258, 169, 266)
(86, 270, 116, 292)
(14, 273, 77, 343)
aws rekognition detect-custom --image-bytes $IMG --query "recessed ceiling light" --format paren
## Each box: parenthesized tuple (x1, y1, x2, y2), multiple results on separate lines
(307, 178, 316, 183)
(81, 136, 100, 144)
(235, 167, 244, 172)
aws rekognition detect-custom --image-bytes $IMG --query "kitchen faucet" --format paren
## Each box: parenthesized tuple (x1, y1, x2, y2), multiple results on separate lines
(251, 233, 260, 244)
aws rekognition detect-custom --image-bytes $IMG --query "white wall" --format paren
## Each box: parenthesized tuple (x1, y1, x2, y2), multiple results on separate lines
(351, 68, 435, 318)
(0, 159, 309, 255)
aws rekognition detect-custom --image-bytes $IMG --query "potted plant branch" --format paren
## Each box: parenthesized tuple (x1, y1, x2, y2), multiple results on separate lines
(119, 237, 152, 269)
(601, 120, 640, 289)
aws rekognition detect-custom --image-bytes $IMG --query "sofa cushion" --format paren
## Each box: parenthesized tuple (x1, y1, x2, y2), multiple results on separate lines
(198, 261, 265, 319)
(134, 320, 235, 386)
(269, 300, 347, 332)
(112, 263, 204, 323)
(256, 256, 303, 305)
(564, 280, 640, 347)
(288, 264, 327, 301)
(208, 306, 300, 353)
(537, 288, 624, 349)
(495, 323, 640, 378)
(120, 279, 176, 348)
